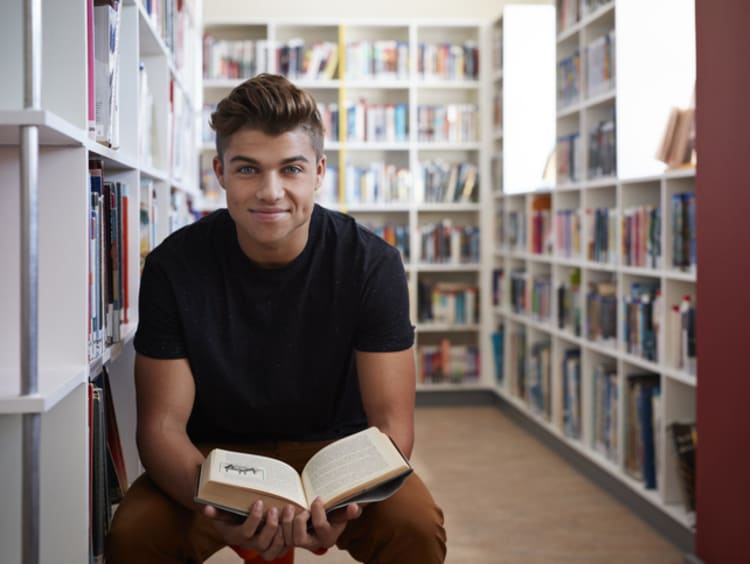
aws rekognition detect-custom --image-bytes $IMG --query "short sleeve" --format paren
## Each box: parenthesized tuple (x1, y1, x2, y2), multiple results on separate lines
(133, 254, 188, 359)
(354, 243, 415, 352)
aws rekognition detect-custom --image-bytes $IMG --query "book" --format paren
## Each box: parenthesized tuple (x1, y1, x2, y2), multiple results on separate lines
(670, 421, 696, 512)
(89, 384, 109, 563)
(93, 0, 122, 148)
(102, 367, 128, 501)
(194, 427, 413, 517)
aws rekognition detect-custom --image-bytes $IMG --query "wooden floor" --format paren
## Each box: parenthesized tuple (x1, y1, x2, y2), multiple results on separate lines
(208, 406, 684, 563)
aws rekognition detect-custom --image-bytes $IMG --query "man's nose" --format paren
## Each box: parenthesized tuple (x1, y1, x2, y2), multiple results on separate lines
(257, 173, 283, 201)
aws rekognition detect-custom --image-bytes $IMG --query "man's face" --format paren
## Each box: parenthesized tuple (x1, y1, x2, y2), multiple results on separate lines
(213, 127, 325, 267)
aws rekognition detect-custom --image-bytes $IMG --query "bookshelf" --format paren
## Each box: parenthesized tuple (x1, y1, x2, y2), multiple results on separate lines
(199, 18, 492, 391)
(492, 0, 697, 539)
(0, 0, 201, 561)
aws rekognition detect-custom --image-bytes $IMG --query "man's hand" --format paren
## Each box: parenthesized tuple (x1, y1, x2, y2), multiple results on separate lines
(280, 498, 362, 553)
(203, 501, 289, 561)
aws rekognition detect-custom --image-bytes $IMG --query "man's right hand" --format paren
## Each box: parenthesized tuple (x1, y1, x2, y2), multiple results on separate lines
(203, 500, 289, 561)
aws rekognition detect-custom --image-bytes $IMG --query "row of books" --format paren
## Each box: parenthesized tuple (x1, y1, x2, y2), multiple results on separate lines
(139, 180, 159, 272)
(345, 40, 409, 81)
(493, 327, 694, 508)
(671, 192, 697, 272)
(625, 374, 661, 489)
(667, 294, 697, 375)
(143, 0, 187, 60)
(202, 34, 479, 82)
(415, 160, 478, 204)
(138, 63, 156, 169)
(88, 159, 128, 361)
(556, 130, 584, 183)
(202, 36, 265, 80)
(317, 162, 412, 207)
(622, 205, 661, 269)
(557, 269, 583, 336)
(558, 122, 617, 183)
(586, 30, 616, 98)
(586, 279, 617, 344)
(508, 270, 554, 322)
(530, 194, 554, 255)
(89, 367, 128, 563)
(314, 160, 480, 207)
(557, 50, 581, 109)
(499, 203, 695, 276)
(586, 206, 617, 264)
(204, 101, 477, 146)
(495, 270, 695, 373)
(417, 221, 480, 264)
(623, 281, 660, 362)
(91, 0, 122, 148)
(279, 39, 339, 81)
(528, 340, 553, 420)
(417, 41, 480, 81)
(588, 118, 617, 179)
(360, 223, 410, 263)
(496, 209, 526, 252)
(626, 289, 695, 373)
(656, 107, 696, 170)
(562, 348, 582, 439)
(318, 102, 340, 142)
(592, 363, 618, 461)
(93, 0, 193, 167)
(416, 104, 479, 143)
(345, 100, 408, 143)
(556, 209, 582, 258)
(556, 31, 616, 110)
(169, 80, 195, 183)
(417, 340, 480, 384)
(556, 0, 581, 34)
(417, 281, 479, 325)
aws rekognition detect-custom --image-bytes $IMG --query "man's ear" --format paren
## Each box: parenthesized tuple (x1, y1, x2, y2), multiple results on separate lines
(315, 155, 327, 191)
(212, 154, 226, 189)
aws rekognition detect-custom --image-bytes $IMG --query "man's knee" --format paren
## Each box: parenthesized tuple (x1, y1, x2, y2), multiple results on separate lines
(104, 475, 194, 563)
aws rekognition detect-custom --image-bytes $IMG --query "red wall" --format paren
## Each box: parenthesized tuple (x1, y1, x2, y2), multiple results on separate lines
(695, 0, 750, 561)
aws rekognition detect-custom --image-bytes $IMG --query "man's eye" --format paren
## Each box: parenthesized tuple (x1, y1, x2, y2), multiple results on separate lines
(237, 166, 256, 174)
(284, 165, 302, 174)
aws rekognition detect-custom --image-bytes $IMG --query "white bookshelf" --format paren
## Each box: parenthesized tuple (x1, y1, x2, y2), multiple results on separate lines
(200, 18, 492, 391)
(0, 0, 202, 561)
(492, 0, 697, 534)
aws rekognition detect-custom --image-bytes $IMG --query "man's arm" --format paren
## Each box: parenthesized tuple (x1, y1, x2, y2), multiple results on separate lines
(134, 353, 205, 509)
(355, 347, 416, 458)
(282, 347, 414, 551)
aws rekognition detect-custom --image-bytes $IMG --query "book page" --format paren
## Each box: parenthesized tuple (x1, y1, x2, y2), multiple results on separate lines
(207, 449, 308, 509)
(301, 427, 407, 506)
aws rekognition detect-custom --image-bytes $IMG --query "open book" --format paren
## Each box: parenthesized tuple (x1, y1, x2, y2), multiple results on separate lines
(194, 426, 412, 517)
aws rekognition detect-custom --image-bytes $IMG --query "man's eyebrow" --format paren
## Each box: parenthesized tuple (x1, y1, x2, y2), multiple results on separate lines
(227, 155, 310, 165)
(280, 155, 311, 165)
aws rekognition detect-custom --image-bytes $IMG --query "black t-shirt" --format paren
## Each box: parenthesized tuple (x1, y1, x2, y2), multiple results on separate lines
(134, 205, 414, 443)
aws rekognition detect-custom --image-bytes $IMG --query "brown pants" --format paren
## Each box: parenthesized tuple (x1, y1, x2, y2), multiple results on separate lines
(105, 440, 447, 563)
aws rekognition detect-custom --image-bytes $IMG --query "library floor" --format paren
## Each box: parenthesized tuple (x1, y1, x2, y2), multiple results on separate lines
(206, 406, 684, 564)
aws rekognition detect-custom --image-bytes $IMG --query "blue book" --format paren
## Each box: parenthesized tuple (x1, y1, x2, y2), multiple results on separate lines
(637, 381, 659, 489)
(491, 328, 504, 384)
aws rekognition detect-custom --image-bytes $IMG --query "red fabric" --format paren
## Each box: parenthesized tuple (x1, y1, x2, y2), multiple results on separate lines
(229, 545, 295, 563)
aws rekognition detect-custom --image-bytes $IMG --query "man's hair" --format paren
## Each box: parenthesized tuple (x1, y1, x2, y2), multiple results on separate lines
(209, 73, 325, 161)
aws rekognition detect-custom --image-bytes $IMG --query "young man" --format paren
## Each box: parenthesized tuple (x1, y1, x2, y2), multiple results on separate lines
(105, 74, 446, 562)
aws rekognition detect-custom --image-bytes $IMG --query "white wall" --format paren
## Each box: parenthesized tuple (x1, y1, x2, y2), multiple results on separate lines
(203, 0, 552, 22)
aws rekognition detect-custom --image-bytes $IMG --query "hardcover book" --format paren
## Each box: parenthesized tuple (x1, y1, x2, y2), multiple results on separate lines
(194, 427, 412, 517)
